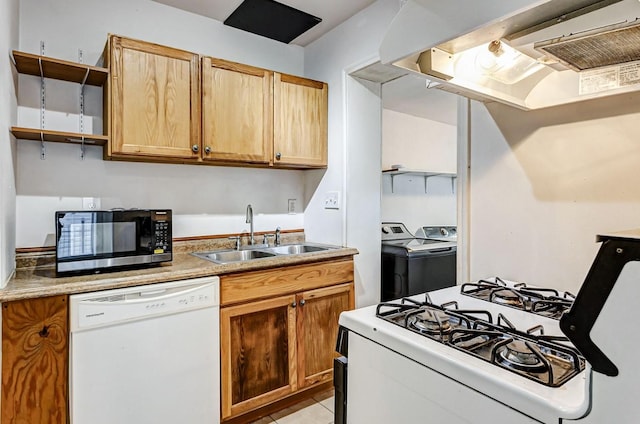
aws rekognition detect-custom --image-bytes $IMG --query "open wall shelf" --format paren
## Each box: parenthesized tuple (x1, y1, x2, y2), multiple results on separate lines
(11, 50, 109, 151)
(383, 168, 457, 193)
(12, 50, 108, 86)
(10, 127, 108, 146)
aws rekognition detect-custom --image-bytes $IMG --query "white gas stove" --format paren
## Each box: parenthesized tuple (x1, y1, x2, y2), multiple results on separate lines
(336, 230, 640, 424)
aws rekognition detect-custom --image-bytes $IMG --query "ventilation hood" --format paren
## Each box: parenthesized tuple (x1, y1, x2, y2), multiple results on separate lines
(380, 0, 640, 110)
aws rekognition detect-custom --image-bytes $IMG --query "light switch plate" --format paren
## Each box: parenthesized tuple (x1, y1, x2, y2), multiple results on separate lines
(288, 198, 296, 214)
(324, 191, 340, 209)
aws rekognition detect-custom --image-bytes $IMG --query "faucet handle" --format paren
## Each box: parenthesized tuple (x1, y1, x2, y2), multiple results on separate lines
(275, 227, 282, 246)
(262, 234, 275, 246)
(228, 236, 241, 250)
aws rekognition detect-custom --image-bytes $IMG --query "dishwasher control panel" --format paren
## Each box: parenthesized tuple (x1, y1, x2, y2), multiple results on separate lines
(70, 277, 219, 332)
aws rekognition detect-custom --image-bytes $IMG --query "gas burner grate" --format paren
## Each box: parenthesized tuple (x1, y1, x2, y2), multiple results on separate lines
(375, 298, 585, 387)
(461, 278, 575, 319)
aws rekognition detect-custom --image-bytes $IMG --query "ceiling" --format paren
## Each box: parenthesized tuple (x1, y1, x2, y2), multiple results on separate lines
(383, 75, 458, 126)
(152, 0, 377, 46)
(350, 62, 458, 126)
(152, 0, 457, 125)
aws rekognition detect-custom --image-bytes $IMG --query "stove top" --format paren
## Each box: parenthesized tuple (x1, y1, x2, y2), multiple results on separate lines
(375, 293, 585, 387)
(339, 281, 591, 422)
(461, 277, 575, 320)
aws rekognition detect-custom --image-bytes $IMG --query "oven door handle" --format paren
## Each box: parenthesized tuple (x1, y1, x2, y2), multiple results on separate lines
(560, 237, 640, 376)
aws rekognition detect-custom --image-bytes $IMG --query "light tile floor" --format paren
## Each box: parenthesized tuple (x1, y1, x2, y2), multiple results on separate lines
(250, 389, 334, 424)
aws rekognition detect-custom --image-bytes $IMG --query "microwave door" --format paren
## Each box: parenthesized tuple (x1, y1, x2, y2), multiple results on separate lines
(95, 222, 113, 255)
(111, 221, 137, 254)
(59, 212, 98, 258)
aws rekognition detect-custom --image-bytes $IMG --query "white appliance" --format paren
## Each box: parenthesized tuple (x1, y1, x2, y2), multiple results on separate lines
(337, 230, 640, 423)
(381, 222, 456, 301)
(69, 277, 220, 424)
(380, 0, 640, 110)
(414, 225, 457, 242)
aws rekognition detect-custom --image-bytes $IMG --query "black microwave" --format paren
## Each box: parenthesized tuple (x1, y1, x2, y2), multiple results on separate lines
(55, 209, 172, 275)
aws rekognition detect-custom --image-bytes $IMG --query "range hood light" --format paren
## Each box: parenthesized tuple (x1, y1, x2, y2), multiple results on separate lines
(380, 0, 640, 110)
(453, 40, 546, 85)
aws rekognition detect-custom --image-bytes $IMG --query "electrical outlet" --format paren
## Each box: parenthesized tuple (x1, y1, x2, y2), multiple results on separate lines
(288, 199, 296, 214)
(82, 197, 100, 210)
(324, 191, 340, 209)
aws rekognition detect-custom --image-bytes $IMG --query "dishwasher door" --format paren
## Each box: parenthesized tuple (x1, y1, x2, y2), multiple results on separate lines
(69, 277, 220, 424)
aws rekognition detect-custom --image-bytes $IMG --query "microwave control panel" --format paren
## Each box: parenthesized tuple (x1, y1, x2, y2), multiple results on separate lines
(153, 221, 171, 252)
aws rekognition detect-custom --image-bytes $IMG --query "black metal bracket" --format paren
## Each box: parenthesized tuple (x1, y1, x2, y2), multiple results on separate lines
(560, 237, 640, 376)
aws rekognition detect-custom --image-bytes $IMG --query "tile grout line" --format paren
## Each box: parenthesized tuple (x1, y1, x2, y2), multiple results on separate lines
(255, 394, 334, 423)
(317, 399, 333, 414)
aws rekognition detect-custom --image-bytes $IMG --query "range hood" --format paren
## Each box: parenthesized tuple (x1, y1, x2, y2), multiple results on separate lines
(380, 0, 640, 110)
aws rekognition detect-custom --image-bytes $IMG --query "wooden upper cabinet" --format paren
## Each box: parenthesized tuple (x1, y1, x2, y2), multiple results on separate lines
(273, 73, 328, 168)
(104, 35, 328, 168)
(1, 295, 69, 424)
(108, 35, 200, 160)
(202, 57, 273, 164)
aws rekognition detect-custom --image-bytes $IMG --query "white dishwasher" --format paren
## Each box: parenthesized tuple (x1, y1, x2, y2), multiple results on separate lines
(69, 276, 220, 424)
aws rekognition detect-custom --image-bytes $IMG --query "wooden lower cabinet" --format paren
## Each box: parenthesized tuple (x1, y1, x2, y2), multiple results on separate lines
(220, 259, 355, 421)
(221, 294, 297, 418)
(296, 284, 353, 388)
(1, 295, 69, 424)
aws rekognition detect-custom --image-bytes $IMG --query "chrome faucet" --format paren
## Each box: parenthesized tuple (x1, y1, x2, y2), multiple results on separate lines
(275, 226, 281, 246)
(245, 204, 254, 245)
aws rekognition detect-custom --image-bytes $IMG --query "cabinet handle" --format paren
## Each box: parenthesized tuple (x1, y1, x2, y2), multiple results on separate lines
(291, 301, 297, 308)
(300, 299, 306, 306)
(275, 152, 282, 160)
(204, 146, 212, 154)
(192, 145, 199, 153)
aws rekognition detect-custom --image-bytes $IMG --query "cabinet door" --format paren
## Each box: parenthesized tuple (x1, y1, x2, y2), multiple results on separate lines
(1, 296, 68, 424)
(220, 294, 297, 419)
(202, 57, 273, 164)
(109, 35, 200, 159)
(296, 283, 354, 388)
(273, 73, 328, 168)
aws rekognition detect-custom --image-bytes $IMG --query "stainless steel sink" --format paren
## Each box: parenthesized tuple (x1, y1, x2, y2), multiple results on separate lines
(193, 249, 276, 264)
(264, 244, 328, 255)
(192, 243, 336, 264)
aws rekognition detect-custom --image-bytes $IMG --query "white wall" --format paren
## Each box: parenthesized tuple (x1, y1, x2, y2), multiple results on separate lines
(15, 0, 309, 248)
(469, 94, 640, 292)
(381, 109, 456, 172)
(381, 109, 456, 231)
(1, 0, 18, 285)
(304, 0, 400, 307)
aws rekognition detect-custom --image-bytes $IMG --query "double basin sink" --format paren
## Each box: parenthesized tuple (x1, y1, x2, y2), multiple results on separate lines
(192, 243, 335, 264)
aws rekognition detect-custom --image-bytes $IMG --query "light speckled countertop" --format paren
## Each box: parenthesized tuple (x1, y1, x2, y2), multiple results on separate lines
(2, 240, 358, 302)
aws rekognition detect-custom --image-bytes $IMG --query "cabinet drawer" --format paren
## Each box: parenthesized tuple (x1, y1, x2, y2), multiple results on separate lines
(220, 259, 354, 306)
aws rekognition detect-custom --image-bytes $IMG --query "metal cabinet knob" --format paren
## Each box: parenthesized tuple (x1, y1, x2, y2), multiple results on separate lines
(192, 144, 199, 153)
(275, 152, 282, 160)
(300, 299, 305, 306)
(204, 146, 212, 154)
(291, 301, 297, 308)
